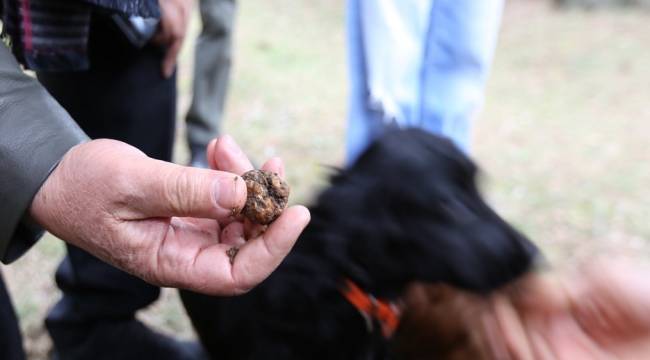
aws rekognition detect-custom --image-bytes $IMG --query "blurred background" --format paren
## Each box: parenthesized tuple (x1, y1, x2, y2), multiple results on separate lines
(3, 0, 650, 358)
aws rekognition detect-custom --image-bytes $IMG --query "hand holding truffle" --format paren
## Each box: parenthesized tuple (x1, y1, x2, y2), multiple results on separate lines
(30, 136, 310, 296)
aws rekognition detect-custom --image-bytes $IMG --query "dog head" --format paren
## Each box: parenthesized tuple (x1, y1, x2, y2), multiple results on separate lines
(182, 128, 540, 360)
(299, 128, 539, 298)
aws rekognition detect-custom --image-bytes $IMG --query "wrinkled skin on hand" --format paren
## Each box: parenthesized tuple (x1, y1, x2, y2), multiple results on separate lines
(30, 135, 310, 295)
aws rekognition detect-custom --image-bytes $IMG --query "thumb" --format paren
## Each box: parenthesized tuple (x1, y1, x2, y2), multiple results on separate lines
(162, 39, 181, 78)
(128, 159, 247, 221)
(229, 205, 311, 293)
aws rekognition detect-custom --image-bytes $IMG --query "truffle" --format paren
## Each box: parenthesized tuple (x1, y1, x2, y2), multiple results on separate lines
(226, 247, 239, 264)
(241, 169, 290, 225)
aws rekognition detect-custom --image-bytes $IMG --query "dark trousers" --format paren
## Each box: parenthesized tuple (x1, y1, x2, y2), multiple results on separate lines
(36, 15, 175, 357)
(0, 272, 26, 360)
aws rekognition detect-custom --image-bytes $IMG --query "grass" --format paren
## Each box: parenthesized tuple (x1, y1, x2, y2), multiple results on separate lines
(476, 1, 650, 263)
(2, 0, 650, 358)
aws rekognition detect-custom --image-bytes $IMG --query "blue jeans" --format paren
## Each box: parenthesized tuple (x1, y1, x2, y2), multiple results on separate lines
(345, 0, 504, 163)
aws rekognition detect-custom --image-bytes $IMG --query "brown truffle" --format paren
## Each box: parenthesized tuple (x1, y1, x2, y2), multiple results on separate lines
(241, 169, 290, 225)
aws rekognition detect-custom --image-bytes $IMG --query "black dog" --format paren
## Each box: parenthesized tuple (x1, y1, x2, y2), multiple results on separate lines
(181, 129, 539, 360)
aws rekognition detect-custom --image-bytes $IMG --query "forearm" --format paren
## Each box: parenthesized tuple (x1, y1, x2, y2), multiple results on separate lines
(0, 43, 88, 263)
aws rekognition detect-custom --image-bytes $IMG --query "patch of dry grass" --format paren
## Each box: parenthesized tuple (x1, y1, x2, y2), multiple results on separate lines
(475, 0, 650, 264)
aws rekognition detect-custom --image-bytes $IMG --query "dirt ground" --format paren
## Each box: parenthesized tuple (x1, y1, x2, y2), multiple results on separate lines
(2, 0, 649, 358)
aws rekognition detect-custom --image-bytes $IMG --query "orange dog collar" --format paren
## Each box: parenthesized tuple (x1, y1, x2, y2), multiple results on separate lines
(341, 279, 401, 338)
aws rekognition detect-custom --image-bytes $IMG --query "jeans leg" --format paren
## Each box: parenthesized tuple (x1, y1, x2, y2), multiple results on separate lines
(345, 0, 502, 159)
(344, 0, 386, 165)
(345, 0, 435, 164)
(186, 0, 237, 149)
(418, 0, 504, 152)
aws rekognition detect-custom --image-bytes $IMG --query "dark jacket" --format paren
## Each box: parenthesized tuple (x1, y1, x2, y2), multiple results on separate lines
(2, 0, 159, 71)
(0, 43, 88, 263)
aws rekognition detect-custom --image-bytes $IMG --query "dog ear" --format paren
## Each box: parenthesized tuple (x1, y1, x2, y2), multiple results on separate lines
(310, 128, 541, 297)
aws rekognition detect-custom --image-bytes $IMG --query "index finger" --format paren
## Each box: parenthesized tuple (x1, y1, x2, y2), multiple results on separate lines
(209, 135, 254, 175)
(162, 39, 182, 78)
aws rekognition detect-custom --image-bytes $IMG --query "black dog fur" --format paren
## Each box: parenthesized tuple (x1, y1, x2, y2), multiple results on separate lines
(181, 128, 539, 360)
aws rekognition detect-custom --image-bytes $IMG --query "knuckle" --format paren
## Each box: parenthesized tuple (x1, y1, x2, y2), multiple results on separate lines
(231, 282, 252, 296)
(111, 162, 137, 199)
(164, 168, 194, 214)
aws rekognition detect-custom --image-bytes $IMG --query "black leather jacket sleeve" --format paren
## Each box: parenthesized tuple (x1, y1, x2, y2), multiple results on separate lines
(0, 43, 88, 263)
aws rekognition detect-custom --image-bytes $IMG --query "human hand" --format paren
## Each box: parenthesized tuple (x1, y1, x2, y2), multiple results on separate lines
(152, 0, 194, 78)
(473, 261, 650, 359)
(29, 136, 310, 295)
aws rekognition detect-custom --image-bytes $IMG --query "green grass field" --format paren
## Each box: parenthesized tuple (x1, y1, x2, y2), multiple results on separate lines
(3, 0, 650, 358)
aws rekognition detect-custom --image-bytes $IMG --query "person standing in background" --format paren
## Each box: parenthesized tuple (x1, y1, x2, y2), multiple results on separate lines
(1, 0, 204, 358)
(0, 23, 310, 360)
(345, 0, 504, 162)
(186, 0, 237, 168)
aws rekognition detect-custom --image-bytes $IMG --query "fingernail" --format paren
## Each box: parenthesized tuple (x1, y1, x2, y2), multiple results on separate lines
(207, 139, 217, 154)
(162, 63, 173, 78)
(213, 175, 246, 212)
(221, 134, 233, 143)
